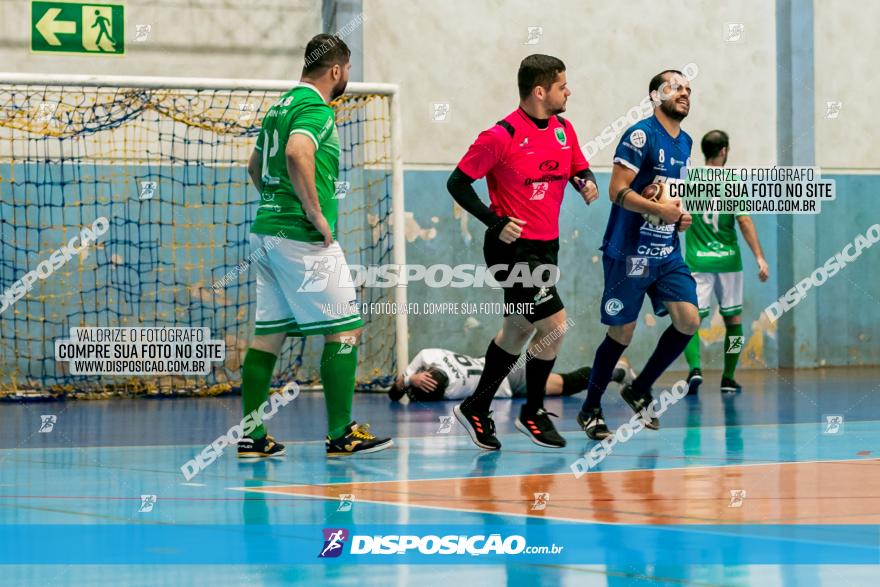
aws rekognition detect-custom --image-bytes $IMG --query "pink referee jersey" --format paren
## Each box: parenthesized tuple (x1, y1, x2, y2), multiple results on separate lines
(457, 108, 589, 241)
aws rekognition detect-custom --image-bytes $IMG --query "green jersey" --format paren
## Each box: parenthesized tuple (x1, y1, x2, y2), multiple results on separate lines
(250, 83, 340, 242)
(685, 208, 747, 272)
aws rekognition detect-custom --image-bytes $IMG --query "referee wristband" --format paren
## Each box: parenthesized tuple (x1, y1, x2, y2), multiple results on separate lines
(615, 188, 633, 207)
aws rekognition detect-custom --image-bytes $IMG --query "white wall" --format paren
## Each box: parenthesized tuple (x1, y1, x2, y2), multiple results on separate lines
(364, 0, 777, 169)
(0, 0, 321, 80)
(814, 0, 880, 170)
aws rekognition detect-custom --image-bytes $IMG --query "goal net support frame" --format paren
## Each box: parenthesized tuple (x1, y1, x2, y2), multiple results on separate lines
(0, 72, 408, 398)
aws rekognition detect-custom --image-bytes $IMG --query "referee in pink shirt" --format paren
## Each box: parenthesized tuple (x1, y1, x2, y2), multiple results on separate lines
(448, 54, 598, 450)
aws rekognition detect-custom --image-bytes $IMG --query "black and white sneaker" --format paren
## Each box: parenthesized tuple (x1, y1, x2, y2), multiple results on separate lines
(687, 368, 703, 396)
(515, 406, 566, 448)
(454, 403, 501, 450)
(326, 422, 393, 456)
(577, 408, 613, 440)
(237, 435, 286, 459)
(720, 377, 742, 394)
(620, 383, 660, 430)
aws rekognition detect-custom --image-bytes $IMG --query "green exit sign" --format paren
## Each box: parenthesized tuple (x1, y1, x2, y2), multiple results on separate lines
(31, 1, 125, 55)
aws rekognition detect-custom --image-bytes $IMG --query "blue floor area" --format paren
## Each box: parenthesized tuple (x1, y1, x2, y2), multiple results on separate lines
(1, 367, 879, 586)
(2, 367, 877, 449)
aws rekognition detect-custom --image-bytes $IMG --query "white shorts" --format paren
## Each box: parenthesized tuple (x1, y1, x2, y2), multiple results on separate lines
(250, 234, 363, 336)
(693, 271, 743, 318)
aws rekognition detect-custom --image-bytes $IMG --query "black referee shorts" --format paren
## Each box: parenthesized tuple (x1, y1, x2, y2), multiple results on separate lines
(483, 231, 564, 323)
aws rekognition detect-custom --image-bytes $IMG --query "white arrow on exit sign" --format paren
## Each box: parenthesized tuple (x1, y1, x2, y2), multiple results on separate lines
(36, 7, 76, 46)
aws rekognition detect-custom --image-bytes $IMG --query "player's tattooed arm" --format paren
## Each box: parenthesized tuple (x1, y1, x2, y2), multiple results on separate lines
(608, 163, 684, 225)
(287, 134, 333, 247)
(247, 148, 262, 192)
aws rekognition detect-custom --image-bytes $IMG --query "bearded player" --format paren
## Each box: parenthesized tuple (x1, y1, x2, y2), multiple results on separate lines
(237, 34, 392, 457)
(448, 54, 599, 450)
(577, 70, 700, 440)
(683, 130, 770, 395)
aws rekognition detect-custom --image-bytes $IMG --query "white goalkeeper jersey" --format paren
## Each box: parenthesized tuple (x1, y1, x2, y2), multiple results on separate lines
(403, 348, 521, 400)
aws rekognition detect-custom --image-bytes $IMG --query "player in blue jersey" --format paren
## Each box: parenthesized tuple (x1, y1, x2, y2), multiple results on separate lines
(577, 70, 701, 440)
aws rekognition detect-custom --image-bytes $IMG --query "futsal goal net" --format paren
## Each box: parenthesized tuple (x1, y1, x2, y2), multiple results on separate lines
(0, 73, 407, 399)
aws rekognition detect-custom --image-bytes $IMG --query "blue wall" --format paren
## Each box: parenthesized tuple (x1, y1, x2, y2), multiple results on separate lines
(402, 169, 879, 371)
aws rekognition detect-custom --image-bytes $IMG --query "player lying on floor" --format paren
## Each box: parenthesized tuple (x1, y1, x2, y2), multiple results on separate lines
(388, 348, 631, 402)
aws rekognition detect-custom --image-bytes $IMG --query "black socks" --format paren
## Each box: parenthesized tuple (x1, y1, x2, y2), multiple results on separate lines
(462, 339, 519, 412)
(560, 366, 592, 396)
(524, 354, 555, 412)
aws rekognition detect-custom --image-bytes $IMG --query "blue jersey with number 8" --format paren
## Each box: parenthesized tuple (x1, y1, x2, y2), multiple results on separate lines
(601, 115, 693, 264)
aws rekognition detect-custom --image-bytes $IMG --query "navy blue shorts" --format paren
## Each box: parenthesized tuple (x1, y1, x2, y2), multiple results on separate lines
(599, 255, 698, 325)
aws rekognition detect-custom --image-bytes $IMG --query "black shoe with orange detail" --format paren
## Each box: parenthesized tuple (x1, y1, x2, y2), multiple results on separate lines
(515, 406, 566, 448)
(453, 403, 501, 450)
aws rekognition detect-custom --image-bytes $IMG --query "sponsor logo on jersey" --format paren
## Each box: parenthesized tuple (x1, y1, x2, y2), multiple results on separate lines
(524, 173, 566, 185)
(320, 116, 334, 140)
(640, 222, 676, 237)
(636, 244, 675, 257)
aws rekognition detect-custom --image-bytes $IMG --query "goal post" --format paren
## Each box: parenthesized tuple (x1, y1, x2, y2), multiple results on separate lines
(0, 72, 408, 398)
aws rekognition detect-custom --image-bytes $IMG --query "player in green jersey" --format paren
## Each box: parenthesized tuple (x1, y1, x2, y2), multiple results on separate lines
(237, 34, 392, 458)
(684, 131, 769, 394)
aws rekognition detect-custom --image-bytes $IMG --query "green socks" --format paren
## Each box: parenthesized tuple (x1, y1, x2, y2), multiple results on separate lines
(321, 341, 358, 439)
(683, 320, 744, 378)
(243, 341, 360, 441)
(241, 348, 278, 439)
(684, 330, 702, 370)
(723, 323, 744, 379)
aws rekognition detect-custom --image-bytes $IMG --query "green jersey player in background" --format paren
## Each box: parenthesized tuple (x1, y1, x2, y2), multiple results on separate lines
(238, 34, 392, 457)
(684, 130, 770, 394)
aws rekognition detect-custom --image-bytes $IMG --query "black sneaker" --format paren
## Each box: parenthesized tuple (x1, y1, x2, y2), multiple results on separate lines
(687, 368, 703, 396)
(237, 434, 286, 458)
(620, 383, 660, 430)
(577, 407, 613, 440)
(515, 406, 566, 448)
(720, 377, 742, 394)
(326, 422, 393, 456)
(453, 403, 501, 450)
